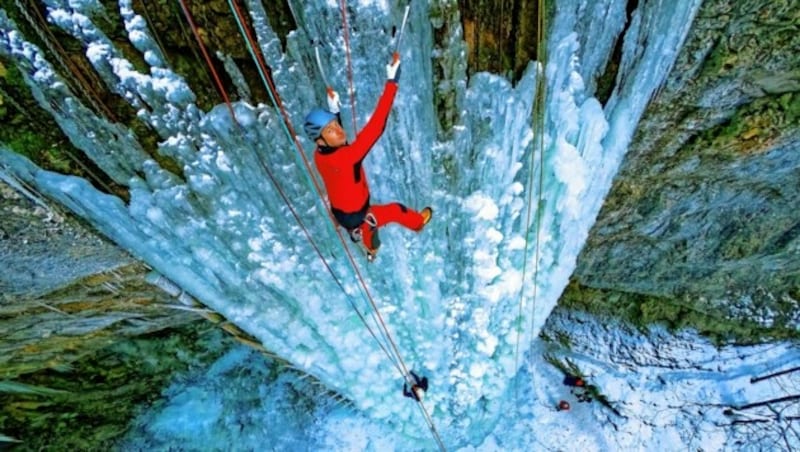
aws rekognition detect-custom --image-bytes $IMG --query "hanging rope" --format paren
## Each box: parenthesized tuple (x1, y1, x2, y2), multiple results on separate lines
(226, 0, 404, 369)
(176, 0, 418, 384)
(170, 0, 217, 92)
(529, 0, 548, 347)
(139, 0, 172, 69)
(225, 2, 445, 449)
(338, 0, 359, 129)
(174, 0, 406, 375)
(415, 399, 448, 451)
(176, 0, 236, 121)
(16, 0, 116, 122)
(318, 1, 412, 367)
(514, 0, 548, 399)
(525, 2, 548, 414)
(224, 0, 409, 376)
(224, 0, 391, 358)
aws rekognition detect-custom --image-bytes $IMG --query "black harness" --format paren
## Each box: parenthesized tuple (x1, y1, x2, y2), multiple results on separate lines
(331, 196, 370, 230)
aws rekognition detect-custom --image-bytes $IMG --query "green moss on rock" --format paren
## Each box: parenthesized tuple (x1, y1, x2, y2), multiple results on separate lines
(0, 323, 235, 450)
(560, 279, 800, 345)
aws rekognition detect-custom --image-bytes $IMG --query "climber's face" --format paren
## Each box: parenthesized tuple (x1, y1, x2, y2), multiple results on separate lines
(318, 120, 346, 147)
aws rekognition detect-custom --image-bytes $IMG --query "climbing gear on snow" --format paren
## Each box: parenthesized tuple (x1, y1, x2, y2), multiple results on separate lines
(575, 390, 593, 403)
(365, 212, 378, 228)
(563, 375, 585, 387)
(348, 227, 362, 243)
(304, 108, 337, 140)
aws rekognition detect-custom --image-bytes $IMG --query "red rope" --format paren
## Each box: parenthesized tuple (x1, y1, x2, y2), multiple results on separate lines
(176, 0, 351, 299)
(176, 0, 237, 122)
(227, 0, 415, 378)
(339, 0, 358, 129)
(21, 0, 117, 121)
(214, 4, 447, 449)
(178, 0, 407, 375)
(228, 0, 328, 201)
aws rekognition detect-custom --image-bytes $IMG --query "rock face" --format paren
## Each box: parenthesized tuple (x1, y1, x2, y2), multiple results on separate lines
(0, 180, 131, 298)
(0, 320, 235, 450)
(0, 182, 255, 447)
(0, 178, 201, 377)
(571, 0, 800, 330)
(456, 0, 543, 79)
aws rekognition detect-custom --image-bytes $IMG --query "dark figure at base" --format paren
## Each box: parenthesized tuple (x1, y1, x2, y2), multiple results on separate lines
(403, 370, 429, 401)
(563, 375, 585, 387)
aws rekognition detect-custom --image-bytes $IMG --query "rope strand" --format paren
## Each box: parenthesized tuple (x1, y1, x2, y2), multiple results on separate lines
(338, 0, 359, 130)
(526, 0, 548, 419)
(176, 0, 400, 372)
(227, 0, 411, 371)
(224, 0, 404, 375)
(180, 1, 444, 448)
(513, 0, 547, 402)
(226, 2, 445, 449)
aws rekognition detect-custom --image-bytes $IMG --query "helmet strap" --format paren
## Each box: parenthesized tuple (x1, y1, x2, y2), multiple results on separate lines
(319, 135, 342, 149)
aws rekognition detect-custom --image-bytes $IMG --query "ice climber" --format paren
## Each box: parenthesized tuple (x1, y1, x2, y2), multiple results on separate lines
(563, 375, 585, 388)
(564, 374, 595, 403)
(402, 370, 429, 401)
(303, 54, 432, 261)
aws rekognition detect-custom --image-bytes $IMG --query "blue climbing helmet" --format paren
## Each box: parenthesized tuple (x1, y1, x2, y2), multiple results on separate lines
(303, 108, 337, 140)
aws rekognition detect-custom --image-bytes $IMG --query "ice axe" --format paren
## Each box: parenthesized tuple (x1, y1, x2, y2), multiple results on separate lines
(311, 40, 339, 108)
(393, 4, 411, 56)
(312, 39, 331, 89)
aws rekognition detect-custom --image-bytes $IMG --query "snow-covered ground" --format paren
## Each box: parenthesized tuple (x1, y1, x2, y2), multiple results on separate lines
(117, 310, 799, 450)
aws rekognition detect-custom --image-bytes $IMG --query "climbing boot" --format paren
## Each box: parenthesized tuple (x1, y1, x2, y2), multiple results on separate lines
(361, 219, 380, 262)
(365, 228, 380, 263)
(419, 207, 433, 230)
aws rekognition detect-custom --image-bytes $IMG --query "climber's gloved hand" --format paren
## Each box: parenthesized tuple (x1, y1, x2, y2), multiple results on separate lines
(326, 87, 341, 114)
(386, 53, 401, 83)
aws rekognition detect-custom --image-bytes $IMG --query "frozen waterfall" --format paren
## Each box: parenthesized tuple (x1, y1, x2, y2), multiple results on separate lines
(0, 0, 702, 447)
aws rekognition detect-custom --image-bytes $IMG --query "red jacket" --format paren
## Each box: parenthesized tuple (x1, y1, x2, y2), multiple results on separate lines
(314, 81, 398, 214)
